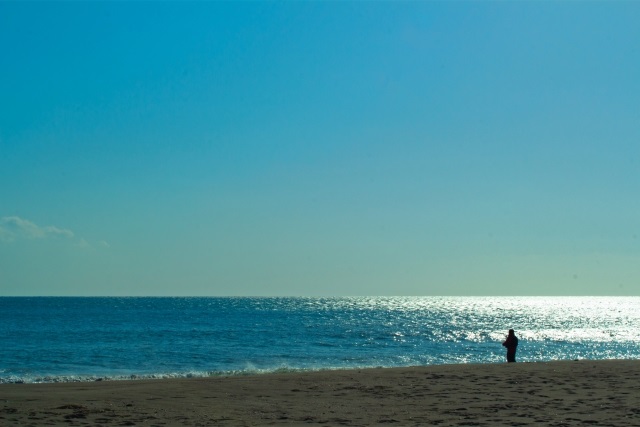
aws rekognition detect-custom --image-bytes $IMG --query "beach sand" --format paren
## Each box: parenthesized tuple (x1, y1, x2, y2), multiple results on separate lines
(1, 360, 639, 426)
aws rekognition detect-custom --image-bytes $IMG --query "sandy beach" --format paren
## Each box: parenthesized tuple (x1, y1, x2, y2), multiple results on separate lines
(1, 360, 639, 426)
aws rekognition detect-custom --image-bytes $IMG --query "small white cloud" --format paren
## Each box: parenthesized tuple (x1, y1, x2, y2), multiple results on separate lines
(0, 216, 76, 242)
(44, 225, 75, 239)
(0, 216, 110, 250)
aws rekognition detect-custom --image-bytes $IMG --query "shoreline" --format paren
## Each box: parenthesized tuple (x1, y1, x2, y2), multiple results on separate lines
(0, 358, 611, 385)
(2, 359, 640, 426)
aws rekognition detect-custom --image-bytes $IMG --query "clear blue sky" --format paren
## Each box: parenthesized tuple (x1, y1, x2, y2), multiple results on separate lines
(1, 1, 639, 296)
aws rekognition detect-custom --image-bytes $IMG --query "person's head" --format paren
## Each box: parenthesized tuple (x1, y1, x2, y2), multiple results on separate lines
(508, 329, 515, 336)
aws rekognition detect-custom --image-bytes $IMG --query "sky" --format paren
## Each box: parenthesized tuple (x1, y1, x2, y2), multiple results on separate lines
(1, 1, 639, 296)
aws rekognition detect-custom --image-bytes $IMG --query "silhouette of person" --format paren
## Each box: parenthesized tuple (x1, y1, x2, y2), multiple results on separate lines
(502, 329, 518, 362)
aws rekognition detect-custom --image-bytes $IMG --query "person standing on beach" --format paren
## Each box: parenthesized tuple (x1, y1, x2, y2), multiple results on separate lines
(502, 329, 518, 362)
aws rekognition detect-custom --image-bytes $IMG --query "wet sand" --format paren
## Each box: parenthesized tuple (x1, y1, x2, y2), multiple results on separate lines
(2, 360, 639, 426)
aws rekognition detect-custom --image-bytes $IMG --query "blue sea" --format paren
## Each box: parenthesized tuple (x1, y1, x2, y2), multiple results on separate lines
(1, 297, 639, 384)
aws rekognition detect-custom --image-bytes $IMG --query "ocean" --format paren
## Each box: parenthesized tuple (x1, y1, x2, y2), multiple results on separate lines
(1, 297, 638, 383)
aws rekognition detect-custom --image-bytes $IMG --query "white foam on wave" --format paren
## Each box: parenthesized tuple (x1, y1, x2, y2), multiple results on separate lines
(0, 362, 410, 384)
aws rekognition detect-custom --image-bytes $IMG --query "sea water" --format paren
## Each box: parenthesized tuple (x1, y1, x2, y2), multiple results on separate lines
(1, 297, 639, 383)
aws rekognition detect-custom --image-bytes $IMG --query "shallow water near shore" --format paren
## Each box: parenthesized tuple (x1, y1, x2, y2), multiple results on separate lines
(1, 296, 639, 383)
